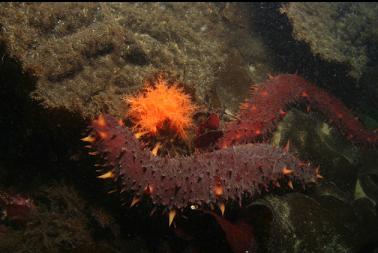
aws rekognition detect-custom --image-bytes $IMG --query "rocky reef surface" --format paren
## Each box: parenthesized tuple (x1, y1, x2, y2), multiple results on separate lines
(281, 2, 378, 80)
(0, 3, 377, 253)
(0, 2, 273, 117)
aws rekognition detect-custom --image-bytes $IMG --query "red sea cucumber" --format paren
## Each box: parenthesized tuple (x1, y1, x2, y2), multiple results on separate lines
(88, 115, 318, 210)
(217, 74, 378, 148)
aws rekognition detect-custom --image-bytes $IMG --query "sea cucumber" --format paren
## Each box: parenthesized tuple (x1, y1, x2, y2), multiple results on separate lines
(217, 74, 378, 148)
(87, 114, 318, 210)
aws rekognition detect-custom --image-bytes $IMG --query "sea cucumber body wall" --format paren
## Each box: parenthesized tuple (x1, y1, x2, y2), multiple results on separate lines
(90, 114, 317, 210)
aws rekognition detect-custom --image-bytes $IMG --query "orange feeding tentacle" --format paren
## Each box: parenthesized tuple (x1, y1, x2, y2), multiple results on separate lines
(124, 76, 198, 140)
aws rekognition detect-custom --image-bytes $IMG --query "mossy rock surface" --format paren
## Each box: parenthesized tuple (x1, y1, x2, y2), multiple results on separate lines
(0, 3, 274, 118)
(281, 2, 378, 80)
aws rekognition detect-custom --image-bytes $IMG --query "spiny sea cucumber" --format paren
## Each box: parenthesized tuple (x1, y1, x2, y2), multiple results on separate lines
(217, 74, 378, 148)
(87, 114, 318, 211)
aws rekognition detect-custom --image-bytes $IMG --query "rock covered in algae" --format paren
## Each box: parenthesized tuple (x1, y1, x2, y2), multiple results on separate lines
(271, 109, 360, 192)
(263, 109, 378, 252)
(0, 183, 147, 253)
(0, 2, 274, 118)
(281, 2, 378, 79)
(248, 192, 378, 253)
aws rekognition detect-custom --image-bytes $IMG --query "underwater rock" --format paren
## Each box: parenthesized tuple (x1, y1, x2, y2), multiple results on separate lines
(0, 2, 274, 118)
(248, 192, 378, 253)
(15, 184, 94, 252)
(356, 148, 378, 205)
(265, 109, 378, 251)
(281, 2, 378, 79)
(0, 191, 35, 224)
(357, 174, 378, 205)
(0, 183, 123, 253)
(271, 109, 361, 196)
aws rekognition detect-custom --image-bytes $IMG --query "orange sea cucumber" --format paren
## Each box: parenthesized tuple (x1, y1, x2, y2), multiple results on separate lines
(124, 76, 198, 140)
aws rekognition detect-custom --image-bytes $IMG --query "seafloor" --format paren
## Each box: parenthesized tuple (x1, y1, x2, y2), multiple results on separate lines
(0, 2, 377, 253)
